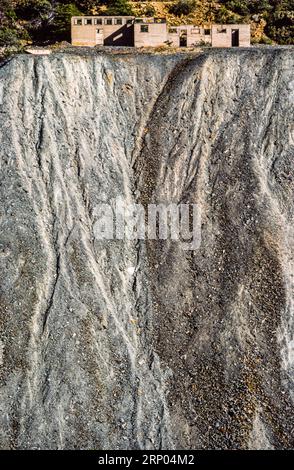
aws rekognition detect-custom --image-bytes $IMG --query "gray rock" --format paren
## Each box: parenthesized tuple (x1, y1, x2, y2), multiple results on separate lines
(0, 47, 293, 449)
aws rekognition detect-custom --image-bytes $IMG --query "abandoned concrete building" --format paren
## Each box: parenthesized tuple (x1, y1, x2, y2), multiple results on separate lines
(71, 16, 251, 48)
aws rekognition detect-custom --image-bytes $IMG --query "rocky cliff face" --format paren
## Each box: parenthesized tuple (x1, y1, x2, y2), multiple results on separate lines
(0, 47, 293, 450)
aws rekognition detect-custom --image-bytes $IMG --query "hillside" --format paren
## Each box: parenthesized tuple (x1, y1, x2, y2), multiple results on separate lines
(0, 0, 293, 51)
(0, 47, 293, 449)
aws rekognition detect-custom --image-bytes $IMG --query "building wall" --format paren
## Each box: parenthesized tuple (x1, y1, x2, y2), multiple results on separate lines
(134, 23, 167, 47)
(72, 18, 96, 46)
(168, 25, 212, 47)
(71, 16, 135, 47)
(71, 17, 250, 48)
(103, 23, 134, 46)
(187, 26, 212, 47)
(187, 25, 211, 46)
(167, 24, 250, 47)
(211, 24, 251, 47)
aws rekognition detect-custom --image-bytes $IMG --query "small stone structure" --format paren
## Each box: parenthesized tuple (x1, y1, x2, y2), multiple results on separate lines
(71, 16, 251, 48)
(25, 48, 52, 55)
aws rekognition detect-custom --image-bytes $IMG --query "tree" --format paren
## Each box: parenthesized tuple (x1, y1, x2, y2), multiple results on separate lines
(15, 0, 52, 21)
(53, 3, 82, 38)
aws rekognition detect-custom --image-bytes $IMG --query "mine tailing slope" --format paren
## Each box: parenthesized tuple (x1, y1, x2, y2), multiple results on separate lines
(0, 47, 293, 449)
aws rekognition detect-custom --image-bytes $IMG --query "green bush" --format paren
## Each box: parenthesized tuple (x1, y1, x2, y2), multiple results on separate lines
(14, 0, 52, 21)
(265, 7, 294, 44)
(214, 5, 240, 23)
(221, 0, 273, 15)
(248, 0, 273, 14)
(0, 27, 20, 46)
(74, 1, 104, 14)
(106, 0, 134, 16)
(169, 0, 196, 17)
(53, 3, 82, 38)
(225, 1, 250, 15)
(143, 4, 156, 17)
(266, 25, 294, 44)
(259, 35, 274, 44)
(0, 0, 12, 14)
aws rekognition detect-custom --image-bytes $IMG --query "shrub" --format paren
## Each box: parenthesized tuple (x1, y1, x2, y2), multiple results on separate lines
(222, 0, 272, 15)
(266, 25, 294, 44)
(169, 0, 196, 17)
(0, 0, 12, 14)
(106, 0, 134, 16)
(265, 8, 294, 44)
(0, 27, 20, 46)
(143, 4, 156, 17)
(249, 0, 273, 14)
(74, 0, 102, 13)
(214, 5, 240, 23)
(53, 3, 82, 38)
(225, 1, 250, 15)
(14, 0, 52, 21)
(259, 35, 274, 44)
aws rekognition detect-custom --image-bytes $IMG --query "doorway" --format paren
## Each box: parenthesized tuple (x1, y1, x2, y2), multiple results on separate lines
(180, 30, 187, 47)
(231, 29, 239, 47)
(96, 28, 103, 45)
